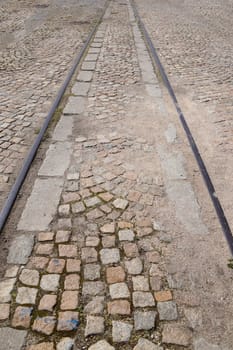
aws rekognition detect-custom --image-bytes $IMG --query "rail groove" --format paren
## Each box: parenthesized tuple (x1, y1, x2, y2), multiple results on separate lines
(0, 1, 109, 232)
(130, 0, 233, 255)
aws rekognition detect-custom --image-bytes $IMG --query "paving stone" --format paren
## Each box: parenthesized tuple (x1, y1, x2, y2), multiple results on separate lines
(106, 266, 126, 284)
(162, 324, 192, 346)
(57, 311, 79, 331)
(64, 274, 80, 290)
(32, 316, 56, 335)
(62, 192, 81, 204)
(81, 247, 98, 263)
(47, 258, 65, 273)
(88, 340, 115, 350)
(112, 321, 133, 342)
(134, 310, 157, 331)
(85, 315, 105, 336)
(7, 234, 34, 264)
(66, 259, 81, 272)
(84, 264, 101, 280)
(71, 201, 85, 214)
(82, 61, 96, 71)
(86, 208, 104, 220)
(63, 96, 86, 115)
(102, 235, 115, 248)
(132, 276, 150, 291)
(16, 287, 38, 304)
(57, 218, 72, 230)
(150, 276, 162, 291)
(133, 291, 155, 307)
(84, 296, 105, 314)
(99, 192, 114, 202)
(12, 306, 33, 328)
(40, 274, 60, 292)
(157, 301, 178, 320)
(0, 303, 10, 320)
(61, 291, 79, 310)
(123, 243, 139, 257)
(58, 204, 70, 216)
(133, 338, 163, 350)
(82, 281, 105, 296)
(125, 257, 143, 275)
(118, 229, 135, 241)
(84, 196, 101, 207)
(109, 282, 130, 299)
(100, 223, 115, 234)
(57, 337, 74, 350)
(86, 236, 100, 247)
(118, 221, 133, 229)
(18, 178, 63, 231)
(59, 244, 77, 257)
(78, 71, 93, 82)
(100, 204, 112, 214)
(145, 251, 160, 263)
(4, 265, 19, 278)
(38, 232, 54, 242)
(100, 248, 120, 264)
(0, 278, 16, 302)
(19, 269, 40, 286)
(0, 328, 27, 350)
(154, 290, 172, 302)
(55, 231, 71, 243)
(36, 243, 54, 255)
(108, 300, 131, 315)
(113, 198, 129, 210)
(38, 294, 57, 311)
(27, 343, 54, 350)
(27, 257, 49, 270)
(72, 82, 90, 96)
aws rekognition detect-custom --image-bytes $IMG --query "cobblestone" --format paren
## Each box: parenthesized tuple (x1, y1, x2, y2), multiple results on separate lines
(57, 338, 74, 350)
(100, 248, 120, 264)
(84, 296, 105, 315)
(32, 316, 56, 335)
(133, 338, 163, 350)
(12, 306, 33, 328)
(88, 340, 115, 350)
(112, 321, 133, 342)
(162, 324, 192, 346)
(125, 258, 143, 275)
(157, 301, 178, 321)
(40, 274, 60, 292)
(108, 300, 131, 315)
(85, 315, 105, 336)
(38, 294, 57, 311)
(109, 282, 130, 299)
(134, 310, 157, 331)
(16, 287, 38, 304)
(0, 303, 10, 320)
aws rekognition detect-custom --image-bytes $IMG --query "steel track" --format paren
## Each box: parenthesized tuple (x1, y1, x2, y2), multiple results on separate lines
(0, 1, 109, 232)
(130, 0, 233, 255)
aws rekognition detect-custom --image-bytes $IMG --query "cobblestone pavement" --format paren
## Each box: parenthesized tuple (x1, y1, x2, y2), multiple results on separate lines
(134, 0, 233, 231)
(0, 0, 233, 349)
(0, 0, 105, 208)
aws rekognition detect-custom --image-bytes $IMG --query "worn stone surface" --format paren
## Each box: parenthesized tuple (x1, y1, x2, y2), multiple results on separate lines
(100, 248, 120, 264)
(40, 274, 60, 292)
(57, 337, 74, 350)
(12, 306, 33, 328)
(157, 301, 178, 321)
(16, 287, 38, 304)
(7, 234, 34, 264)
(84, 264, 101, 280)
(38, 294, 57, 311)
(85, 315, 105, 336)
(109, 283, 130, 299)
(112, 321, 133, 342)
(162, 324, 192, 346)
(17, 178, 63, 231)
(132, 276, 150, 291)
(0, 328, 27, 350)
(88, 340, 115, 350)
(27, 343, 55, 350)
(134, 310, 156, 331)
(133, 338, 163, 350)
(82, 282, 105, 296)
(0, 303, 10, 320)
(0, 278, 16, 302)
(125, 258, 143, 275)
(61, 291, 79, 310)
(32, 316, 56, 335)
(84, 296, 105, 315)
(57, 311, 79, 331)
(19, 269, 40, 286)
(106, 266, 126, 284)
(108, 300, 131, 315)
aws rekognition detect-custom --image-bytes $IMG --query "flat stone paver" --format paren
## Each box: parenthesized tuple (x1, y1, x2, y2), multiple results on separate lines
(0, 327, 27, 350)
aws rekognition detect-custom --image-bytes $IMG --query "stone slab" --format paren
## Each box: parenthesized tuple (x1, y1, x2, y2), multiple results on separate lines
(38, 142, 72, 176)
(52, 116, 73, 141)
(63, 96, 86, 115)
(0, 327, 27, 350)
(7, 234, 34, 264)
(18, 178, 63, 231)
(72, 82, 90, 96)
